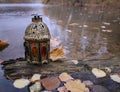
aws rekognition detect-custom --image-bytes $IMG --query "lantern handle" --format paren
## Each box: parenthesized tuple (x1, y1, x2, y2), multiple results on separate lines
(31, 14, 42, 17)
(31, 14, 43, 22)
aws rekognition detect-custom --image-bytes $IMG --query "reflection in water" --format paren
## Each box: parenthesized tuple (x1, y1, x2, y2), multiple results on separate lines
(0, 3, 120, 92)
(1, 3, 118, 60)
(44, 5, 120, 59)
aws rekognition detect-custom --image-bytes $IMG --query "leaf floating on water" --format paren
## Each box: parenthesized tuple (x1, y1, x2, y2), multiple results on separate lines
(69, 23, 79, 26)
(101, 26, 106, 28)
(13, 78, 30, 89)
(57, 20, 63, 24)
(92, 68, 106, 78)
(65, 79, 89, 92)
(71, 60, 79, 65)
(102, 22, 111, 25)
(106, 29, 112, 32)
(30, 74, 41, 82)
(0, 59, 4, 64)
(0, 40, 9, 51)
(83, 25, 88, 28)
(50, 47, 66, 61)
(92, 27, 100, 30)
(102, 29, 107, 32)
(65, 29, 72, 32)
(110, 74, 120, 83)
(50, 38, 61, 48)
(41, 76, 61, 91)
(59, 72, 73, 82)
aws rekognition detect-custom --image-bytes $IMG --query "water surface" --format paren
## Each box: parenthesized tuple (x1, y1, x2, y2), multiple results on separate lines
(0, 3, 120, 92)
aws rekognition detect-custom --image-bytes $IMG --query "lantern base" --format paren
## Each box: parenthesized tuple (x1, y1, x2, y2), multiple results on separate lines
(42, 60, 48, 64)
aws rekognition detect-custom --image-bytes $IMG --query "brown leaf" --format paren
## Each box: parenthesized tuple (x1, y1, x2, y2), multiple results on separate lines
(41, 76, 61, 91)
(50, 47, 66, 61)
(0, 40, 9, 51)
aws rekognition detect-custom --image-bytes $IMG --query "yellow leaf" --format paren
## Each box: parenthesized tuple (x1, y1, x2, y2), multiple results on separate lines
(13, 78, 30, 89)
(50, 47, 66, 61)
(65, 80, 88, 92)
(92, 68, 106, 78)
(110, 74, 120, 83)
(59, 72, 73, 82)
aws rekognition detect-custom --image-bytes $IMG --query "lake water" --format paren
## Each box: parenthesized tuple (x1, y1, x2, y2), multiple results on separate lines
(0, 3, 120, 92)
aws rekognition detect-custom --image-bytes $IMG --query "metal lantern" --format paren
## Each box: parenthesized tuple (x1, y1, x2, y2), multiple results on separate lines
(24, 15, 50, 64)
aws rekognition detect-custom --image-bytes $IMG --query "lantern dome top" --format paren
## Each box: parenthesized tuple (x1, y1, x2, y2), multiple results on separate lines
(24, 16, 50, 41)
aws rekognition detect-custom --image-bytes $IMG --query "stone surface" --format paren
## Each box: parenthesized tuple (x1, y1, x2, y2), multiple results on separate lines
(92, 85, 110, 92)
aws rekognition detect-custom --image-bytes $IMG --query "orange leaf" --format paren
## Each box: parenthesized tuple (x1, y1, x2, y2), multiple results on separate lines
(0, 40, 9, 51)
(50, 47, 66, 61)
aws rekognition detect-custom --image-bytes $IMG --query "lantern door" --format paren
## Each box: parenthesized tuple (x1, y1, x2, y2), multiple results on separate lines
(30, 43, 39, 63)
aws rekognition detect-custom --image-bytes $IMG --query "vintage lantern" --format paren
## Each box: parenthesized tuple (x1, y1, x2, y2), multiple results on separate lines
(24, 15, 50, 64)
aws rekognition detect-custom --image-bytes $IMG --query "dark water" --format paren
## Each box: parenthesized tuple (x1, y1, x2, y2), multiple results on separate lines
(0, 4, 120, 92)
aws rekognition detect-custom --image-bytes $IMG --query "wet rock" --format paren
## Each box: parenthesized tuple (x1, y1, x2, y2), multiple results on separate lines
(83, 80, 94, 88)
(92, 85, 110, 92)
(101, 78, 120, 91)
(41, 76, 61, 91)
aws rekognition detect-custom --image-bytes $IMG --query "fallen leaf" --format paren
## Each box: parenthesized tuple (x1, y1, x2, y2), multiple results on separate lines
(92, 68, 106, 78)
(59, 72, 73, 82)
(102, 30, 107, 32)
(83, 25, 88, 28)
(0, 40, 9, 51)
(13, 78, 30, 89)
(0, 59, 4, 64)
(30, 74, 41, 82)
(41, 91, 52, 92)
(29, 82, 42, 92)
(102, 22, 110, 25)
(106, 29, 112, 32)
(66, 29, 72, 32)
(71, 60, 79, 65)
(57, 20, 63, 24)
(50, 38, 61, 47)
(92, 27, 100, 30)
(69, 23, 79, 26)
(57, 86, 68, 92)
(101, 26, 106, 28)
(79, 25, 82, 28)
(41, 76, 60, 91)
(65, 79, 88, 92)
(50, 47, 66, 61)
(110, 74, 120, 83)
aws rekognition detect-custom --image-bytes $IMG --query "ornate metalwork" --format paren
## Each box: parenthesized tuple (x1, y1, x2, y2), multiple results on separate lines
(24, 15, 50, 64)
